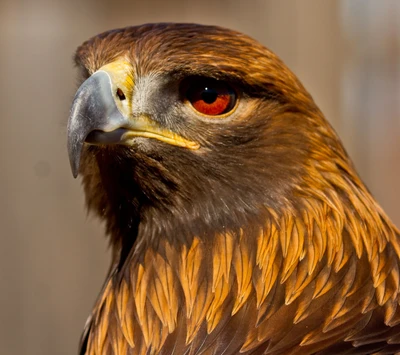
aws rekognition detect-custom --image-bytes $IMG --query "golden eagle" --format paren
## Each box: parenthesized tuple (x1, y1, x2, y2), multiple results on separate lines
(68, 23, 400, 355)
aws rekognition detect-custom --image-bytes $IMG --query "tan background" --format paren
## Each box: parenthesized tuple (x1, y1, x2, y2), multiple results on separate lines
(0, 0, 399, 354)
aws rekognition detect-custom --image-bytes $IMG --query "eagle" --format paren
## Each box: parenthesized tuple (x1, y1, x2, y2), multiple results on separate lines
(67, 23, 400, 355)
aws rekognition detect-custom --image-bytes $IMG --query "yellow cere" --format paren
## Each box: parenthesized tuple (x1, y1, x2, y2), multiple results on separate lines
(97, 60, 135, 113)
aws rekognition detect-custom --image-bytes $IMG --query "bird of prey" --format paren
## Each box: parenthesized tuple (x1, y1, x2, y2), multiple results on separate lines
(67, 23, 400, 355)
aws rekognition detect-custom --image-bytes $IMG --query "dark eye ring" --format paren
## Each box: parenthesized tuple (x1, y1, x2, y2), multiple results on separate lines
(185, 78, 237, 116)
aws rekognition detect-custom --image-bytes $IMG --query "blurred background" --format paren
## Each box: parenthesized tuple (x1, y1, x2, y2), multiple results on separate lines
(0, 0, 399, 354)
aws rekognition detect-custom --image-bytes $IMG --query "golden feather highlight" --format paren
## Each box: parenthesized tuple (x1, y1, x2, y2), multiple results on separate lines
(232, 230, 253, 315)
(83, 170, 400, 354)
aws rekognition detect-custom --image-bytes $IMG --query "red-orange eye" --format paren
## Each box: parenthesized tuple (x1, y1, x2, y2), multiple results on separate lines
(186, 79, 236, 116)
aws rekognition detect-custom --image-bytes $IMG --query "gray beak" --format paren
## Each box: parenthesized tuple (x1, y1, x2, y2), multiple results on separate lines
(67, 71, 128, 178)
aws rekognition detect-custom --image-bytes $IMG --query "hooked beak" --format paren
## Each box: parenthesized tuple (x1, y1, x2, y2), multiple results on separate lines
(67, 63, 199, 178)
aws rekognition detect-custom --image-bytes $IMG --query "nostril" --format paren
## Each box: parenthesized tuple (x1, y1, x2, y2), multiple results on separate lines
(116, 88, 126, 101)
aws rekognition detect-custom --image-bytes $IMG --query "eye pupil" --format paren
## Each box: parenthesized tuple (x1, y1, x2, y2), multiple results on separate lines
(201, 88, 218, 104)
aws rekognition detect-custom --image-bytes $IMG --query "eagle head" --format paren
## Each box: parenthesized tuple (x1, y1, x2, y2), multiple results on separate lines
(68, 23, 400, 355)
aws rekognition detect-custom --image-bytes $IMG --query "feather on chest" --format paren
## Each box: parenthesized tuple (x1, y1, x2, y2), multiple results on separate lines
(82, 196, 400, 355)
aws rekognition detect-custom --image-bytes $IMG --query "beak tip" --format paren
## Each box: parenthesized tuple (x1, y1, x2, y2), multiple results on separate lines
(70, 149, 82, 178)
(67, 138, 82, 179)
(69, 156, 80, 179)
(72, 168, 79, 179)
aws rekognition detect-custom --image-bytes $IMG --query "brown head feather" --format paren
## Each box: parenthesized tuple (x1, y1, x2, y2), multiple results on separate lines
(73, 23, 400, 354)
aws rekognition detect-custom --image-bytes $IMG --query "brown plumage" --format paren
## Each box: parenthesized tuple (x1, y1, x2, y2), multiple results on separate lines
(68, 23, 400, 354)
